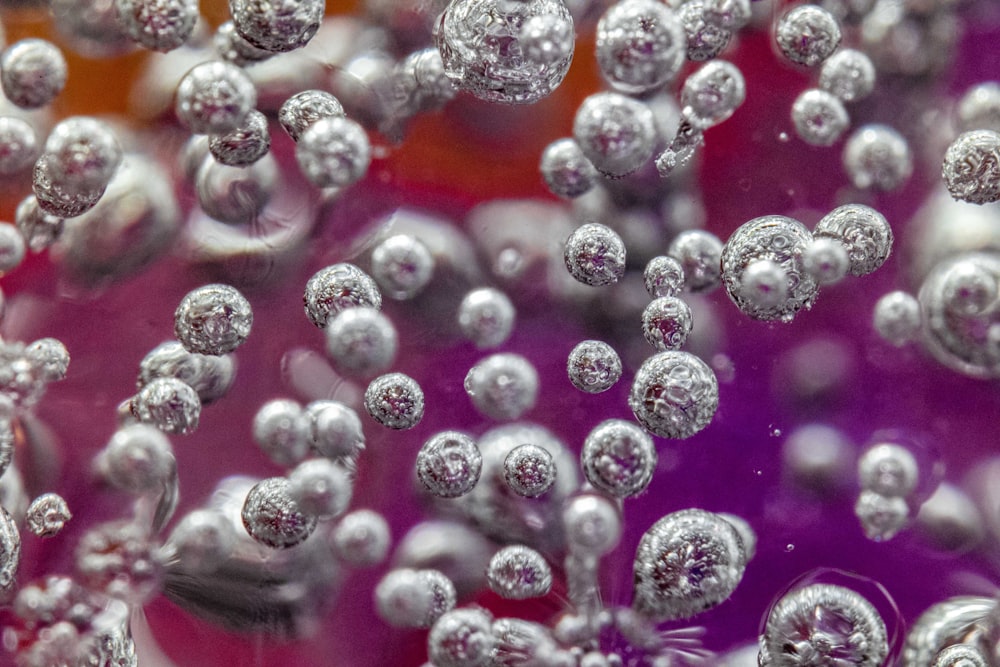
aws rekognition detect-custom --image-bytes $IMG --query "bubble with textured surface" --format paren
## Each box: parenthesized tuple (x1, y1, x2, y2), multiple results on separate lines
(138, 341, 235, 404)
(567, 340, 622, 394)
(581, 419, 657, 498)
(679, 0, 732, 62)
(174, 284, 252, 356)
(296, 116, 372, 190)
(632, 509, 746, 621)
(791, 89, 849, 146)
(564, 223, 627, 287)
(25, 493, 72, 538)
(644, 255, 686, 299)
(114, 0, 198, 52)
(175, 61, 257, 135)
(229, 0, 324, 53)
(775, 5, 842, 67)
(942, 130, 1000, 205)
(435, 0, 574, 105)
(681, 60, 745, 130)
(279, 90, 345, 142)
(209, 110, 270, 167)
(760, 584, 887, 666)
(428, 607, 494, 667)
(132, 377, 201, 435)
(642, 296, 693, 351)
(417, 431, 483, 499)
(629, 350, 719, 439)
(595, 0, 686, 95)
(0, 506, 19, 596)
(304, 263, 382, 328)
(364, 372, 425, 430)
(241, 477, 317, 549)
(814, 204, 893, 276)
(487, 545, 552, 599)
(540, 138, 598, 199)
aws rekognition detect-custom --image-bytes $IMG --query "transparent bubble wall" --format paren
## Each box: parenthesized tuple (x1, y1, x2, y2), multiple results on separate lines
(1, 0, 1000, 665)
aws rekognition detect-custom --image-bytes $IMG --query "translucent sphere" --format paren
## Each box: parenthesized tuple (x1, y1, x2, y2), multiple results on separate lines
(503, 443, 556, 497)
(802, 237, 850, 285)
(325, 306, 398, 377)
(252, 399, 310, 466)
(486, 545, 552, 599)
(791, 89, 849, 146)
(581, 419, 657, 498)
(376, 568, 456, 628)
(629, 350, 719, 439)
(775, 5, 842, 67)
(760, 584, 887, 666)
(287, 458, 353, 518)
(573, 92, 657, 178)
(540, 138, 599, 199)
(364, 373, 425, 430)
(564, 222, 627, 287)
(0, 116, 39, 175)
(209, 110, 270, 167)
(428, 607, 495, 667)
(668, 229, 724, 293)
(814, 204, 893, 276)
(465, 353, 540, 421)
(942, 130, 1000, 205)
(932, 644, 988, 667)
(44, 116, 122, 195)
(632, 509, 747, 621)
(114, 0, 198, 52)
(819, 49, 876, 102)
(98, 424, 176, 493)
(331, 509, 391, 566)
(858, 442, 920, 498)
(279, 90, 345, 142)
(174, 284, 253, 356)
(678, 0, 732, 62)
(304, 263, 382, 328)
(562, 494, 622, 556)
(957, 82, 1000, 133)
(435, 0, 574, 105)
(214, 20, 273, 66)
(296, 115, 371, 189)
(701, 0, 751, 31)
(0, 39, 67, 109)
(643, 255, 686, 299)
(567, 340, 622, 394)
(165, 509, 236, 574)
(457, 288, 516, 349)
(855, 489, 909, 540)
(642, 296, 693, 351)
(306, 400, 367, 461)
(32, 154, 105, 218)
(132, 377, 201, 435)
(873, 291, 921, 345)
(24, 337, 70, 384)
(371, 234, 435, 300)
(229, 0, 324, 53)
(842, 124, 913, 191)
(25, 493, 72, 538)
(721, 215, 818, 322)
(175, 61, 257, 135)
(681, 60, 746, 129)
(241, 477, 317, 549)
(138, 341, 236, 404)
(595, 0, 686, 95)
(416, 431, 483, 499)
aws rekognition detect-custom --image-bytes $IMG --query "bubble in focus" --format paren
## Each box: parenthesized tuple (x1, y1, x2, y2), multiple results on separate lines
(435, 0, 574, 105)
(759, 584, 888, 666)
(371, 234, 435, 301)
(296, 116, 372, 189)
(457, 287, 516, 349)
(279, 90, 345, 142)
(679, 0, 733, 62)
(304, 263, 382, 328)
(25, 493, 72, 538)
(595, 0, 686, 95)
(642, 296, 693, 351)
(942, 130, 1000, 205)
(819, 49, 876, 103)
(791, 89, 849, 146)
(721, 215, 818, 322)
(427, 607, 494, 667)
(229, 0, 324, 53)
(241, 477, 318, 549)
(364, 372, 425, 430)
(174, 284, 253, 356)
(175, 61, 257, 135)
(564, 222, 627, 287)
(566, 340, 622, 394)
(643, 255, 686, 299)
(132, 377, 201, 435)
(0, 38, 67, 109)
(814, 204, 893, 276)
(775, 4, 842, 67)
(581, 419, 657, 498)
(486, 545, 552, 599)
(842, 124, 913, 191)
(416, 431, 483, 499)
(114, 0, 198, 52)
(464, 353, 540, 421)
(325, 306, 399, 377)
(44, 116, 122, 195)
(540, 138, 598, 199)
(681, 59, 746, 129)
(573, 92, 657, 178)
(629, 350, 719, 439)
(632, 509, 747, 621)
(503, 443, 556, 497)
(208, 109, 271, 167)
(873, 291, 922, 345)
